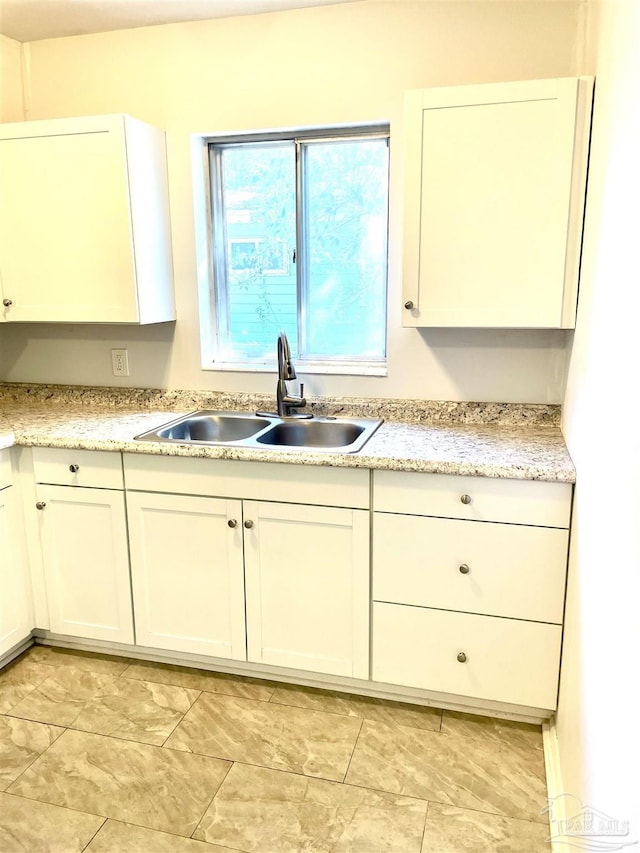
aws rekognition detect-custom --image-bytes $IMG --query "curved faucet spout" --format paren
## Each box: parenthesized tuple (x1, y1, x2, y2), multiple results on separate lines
(277, 331, 296, 381)
(275, 331, 310, 418)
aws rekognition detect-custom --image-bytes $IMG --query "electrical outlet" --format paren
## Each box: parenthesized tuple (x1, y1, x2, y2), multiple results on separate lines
(111, 348, 130, 377)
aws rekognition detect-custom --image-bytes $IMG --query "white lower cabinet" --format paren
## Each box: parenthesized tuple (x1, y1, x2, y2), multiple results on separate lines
(243, 501, 370, 679)
(127, 491, 246, 659)
(35, 483, 133, 644)
(372, 470, 572, 711)
(0, 456, 33, 656)
(31, 447, 133, 644)
(18, 446, 574, 716)
(122, 454, 371, 679)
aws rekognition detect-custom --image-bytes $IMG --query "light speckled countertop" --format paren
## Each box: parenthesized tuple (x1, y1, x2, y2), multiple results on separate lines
(0, 383, 575, 483)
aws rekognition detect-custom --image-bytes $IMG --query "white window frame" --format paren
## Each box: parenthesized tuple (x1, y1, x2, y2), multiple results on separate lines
(197, 125, 390, 376)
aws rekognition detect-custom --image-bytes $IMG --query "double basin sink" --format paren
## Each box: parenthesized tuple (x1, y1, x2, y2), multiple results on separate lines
(135, 410, 383, 454)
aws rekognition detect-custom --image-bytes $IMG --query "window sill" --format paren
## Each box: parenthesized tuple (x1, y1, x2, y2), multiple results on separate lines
(202, 360, 387, 377)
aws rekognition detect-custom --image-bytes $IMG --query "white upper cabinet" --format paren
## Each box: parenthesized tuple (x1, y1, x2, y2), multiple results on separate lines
(402, 77, 594, 328)
(0, 114, 175, 324)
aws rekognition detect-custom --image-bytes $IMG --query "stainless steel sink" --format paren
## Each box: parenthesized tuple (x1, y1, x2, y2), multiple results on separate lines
(145, 411, 267, 443)
(257, 420, 370, 450)
(134, 410, 382, 454)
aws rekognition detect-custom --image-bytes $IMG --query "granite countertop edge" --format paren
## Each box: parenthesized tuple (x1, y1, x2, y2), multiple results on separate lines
(0, 385, 576, 484)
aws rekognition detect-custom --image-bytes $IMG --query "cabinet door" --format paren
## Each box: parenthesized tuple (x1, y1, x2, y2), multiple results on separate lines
(36, 485, 133, 643)
(0, 486, 33, 656)
(0, 118, 138, 322)
(402, 77, 593, 328)
(244, 501, 369, 679)
(127, 492, 246, 659)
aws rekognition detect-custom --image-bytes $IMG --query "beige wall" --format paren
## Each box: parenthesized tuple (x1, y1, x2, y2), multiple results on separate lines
(0, 33, 24, 121)
(0, 1, 581, 400)
(559, 0, 639, 840)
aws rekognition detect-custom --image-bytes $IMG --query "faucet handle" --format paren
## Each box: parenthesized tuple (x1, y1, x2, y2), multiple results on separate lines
(299, 383, 304, 399)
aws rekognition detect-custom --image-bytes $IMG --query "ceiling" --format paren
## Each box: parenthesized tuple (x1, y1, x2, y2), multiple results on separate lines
(0, 0, 362, 43)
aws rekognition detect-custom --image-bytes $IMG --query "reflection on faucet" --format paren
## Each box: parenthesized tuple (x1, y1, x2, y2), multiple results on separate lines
(276, 331, 312, 418)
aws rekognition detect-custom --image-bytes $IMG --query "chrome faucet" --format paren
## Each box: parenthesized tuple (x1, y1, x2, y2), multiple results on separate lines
(276, 332, 310, 418)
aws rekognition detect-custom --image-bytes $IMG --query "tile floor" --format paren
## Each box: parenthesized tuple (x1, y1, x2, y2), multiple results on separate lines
(0, 645, 552, 852)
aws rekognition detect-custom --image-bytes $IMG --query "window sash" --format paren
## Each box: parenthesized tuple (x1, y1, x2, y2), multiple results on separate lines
(208, 127, 389, 366)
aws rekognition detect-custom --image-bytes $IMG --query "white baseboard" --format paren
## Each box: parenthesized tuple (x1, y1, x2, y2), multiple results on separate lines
(542, 717, 567, 853)
(31, 630, 552, 724)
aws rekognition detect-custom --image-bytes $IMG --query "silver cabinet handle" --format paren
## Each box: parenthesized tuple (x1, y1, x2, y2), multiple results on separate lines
(2, 299, 12, 307)
(459, 563, 470, 574)
(36, 501, 46, 510)
(457, 652, 467, 663)
(227, 519, 237, 528)
(69, 464, 79, 473)
(404, 300, 414, 310)
(244, 519, 254, 529)
(460, 494, 472, 505)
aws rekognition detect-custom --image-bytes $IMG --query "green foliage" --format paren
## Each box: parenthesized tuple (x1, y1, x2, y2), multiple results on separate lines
(215, 135, 388, 361)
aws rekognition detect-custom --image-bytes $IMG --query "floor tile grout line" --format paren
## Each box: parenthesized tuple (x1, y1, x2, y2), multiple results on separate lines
(155, 686, 447, 734)
(1, 784, 109, 822)
(332, 774, 546, 825)
(420, 799, 432, 852)
(159, 697, 200, 748)
(0, 664, 59, 716)
(5, 668, 210, 748)
(203, 756, 424, 793)
(5, 781, 239, 846)
(158, 742, 353, 786)
(1, 720, 69, 791)
(79, 815, 108, 852)
(340, 717, 364, 783)
(189, 759, 235, 842)
(267, 698, 445, 732)
(421, 794, 552, 827)
(118, 672, 277, 703)
(54, 724, 233, 752)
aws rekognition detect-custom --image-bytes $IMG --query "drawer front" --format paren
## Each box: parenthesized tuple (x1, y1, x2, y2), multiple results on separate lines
(373, 513, 568, 623)
(0, 448, 12, 490)
(32, 447, 123, 489)
(123, 453, 369, 509)
(373, 470, 572, 527)
(372, 602, 562, 710)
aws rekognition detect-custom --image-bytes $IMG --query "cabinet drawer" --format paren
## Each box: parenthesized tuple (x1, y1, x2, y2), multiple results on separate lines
(0, 449, 11, 489)
(32, 447, 123, 489)
(372, 602, 562, 710)
(373, 513, 568, 623)
(373, 470, 571, 527)
(123, 453, 369, 509)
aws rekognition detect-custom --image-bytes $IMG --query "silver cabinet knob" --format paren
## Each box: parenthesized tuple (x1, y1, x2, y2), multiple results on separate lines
(460, 494, 472, 505)
(459, 563, 470, 574)
(69, 464, 79, 473)
(36, 501, 46, 510)
(457, 651, 467, 663)
(244, 519, 254, 529)
(2, 298, 12, 307)
(227, 519, 237, 528)
(404, 300, 414, 310)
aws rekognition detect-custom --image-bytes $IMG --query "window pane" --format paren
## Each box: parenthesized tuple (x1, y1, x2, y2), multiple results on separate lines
(216, 143, 297, 361)
(302, 138, 388, 359)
